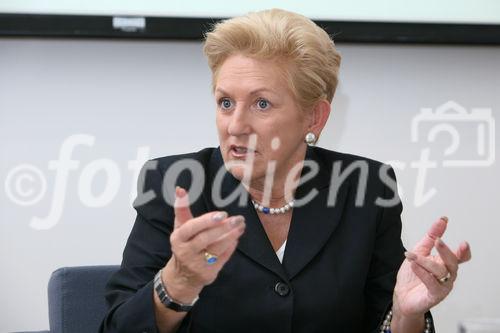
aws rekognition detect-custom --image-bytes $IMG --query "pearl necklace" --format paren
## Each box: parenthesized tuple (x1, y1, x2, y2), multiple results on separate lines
(251, 199, 295, 215)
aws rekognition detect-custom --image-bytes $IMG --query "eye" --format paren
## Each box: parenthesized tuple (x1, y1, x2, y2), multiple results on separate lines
(256, 98, 270, 110)
(218, 98, 233, 110)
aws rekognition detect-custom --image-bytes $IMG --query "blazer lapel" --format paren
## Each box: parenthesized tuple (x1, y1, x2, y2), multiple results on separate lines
(204, 148, 289, 282)
(282, 147, 350, 280)
(203, 146, 350, 282)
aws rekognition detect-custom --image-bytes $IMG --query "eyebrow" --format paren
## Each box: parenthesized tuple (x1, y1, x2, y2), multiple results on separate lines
(215, 87, 277, 96)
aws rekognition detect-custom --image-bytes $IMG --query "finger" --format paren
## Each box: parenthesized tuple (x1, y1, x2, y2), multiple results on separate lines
(405, 251, 448, 280)
(190, 216, 245, 252)
(211, 240, 239, 268)
(413, 216, 448, 256)
(455, 241, 472, 264)
(176, 211, 228, 242)
(174, 187, 193, 228)
(409, 261, 443, 296)
(205, 220, 246, 255)
(435, 237, 459, 279)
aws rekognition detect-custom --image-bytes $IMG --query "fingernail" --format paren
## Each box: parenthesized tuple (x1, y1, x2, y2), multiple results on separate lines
(405, 251, 417, 261)
(436, 237, 444, 247)
(230, 215, 245, 227)
(175, 186, 185, 198)
(212, 212, 227, 222)
(440, 216, 448, 223)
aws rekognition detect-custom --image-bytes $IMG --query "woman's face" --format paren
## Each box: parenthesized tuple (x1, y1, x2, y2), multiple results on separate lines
(215, 54, 309, 185)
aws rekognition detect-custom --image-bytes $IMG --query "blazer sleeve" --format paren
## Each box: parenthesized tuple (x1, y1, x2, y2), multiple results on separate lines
(363, 165, 435, 333)
(99, 159, 191, 333)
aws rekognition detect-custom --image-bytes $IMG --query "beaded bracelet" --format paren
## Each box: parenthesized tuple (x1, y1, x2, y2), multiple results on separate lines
(380, 309, 432, 333)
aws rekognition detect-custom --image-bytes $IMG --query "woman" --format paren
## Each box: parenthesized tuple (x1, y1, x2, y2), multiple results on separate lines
(100, 8, 471, 333)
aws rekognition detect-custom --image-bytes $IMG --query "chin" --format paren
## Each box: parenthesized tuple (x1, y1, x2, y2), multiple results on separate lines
(225, 160, 251, 180)
(228, 166, 245, 181)
(222, 157, 261, 183)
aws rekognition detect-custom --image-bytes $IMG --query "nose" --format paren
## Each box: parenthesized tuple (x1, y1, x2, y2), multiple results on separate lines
(227, 105, 251, 136)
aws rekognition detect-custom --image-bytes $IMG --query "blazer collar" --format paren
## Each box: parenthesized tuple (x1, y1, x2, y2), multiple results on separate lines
(204, 146, 350, 281)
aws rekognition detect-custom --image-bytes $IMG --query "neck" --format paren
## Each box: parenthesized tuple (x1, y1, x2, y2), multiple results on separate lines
(243, 146, 308, 207)
(246, 183, 296, 207)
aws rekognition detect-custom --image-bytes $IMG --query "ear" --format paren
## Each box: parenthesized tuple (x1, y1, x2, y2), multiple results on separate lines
(306, 99, 331, 138)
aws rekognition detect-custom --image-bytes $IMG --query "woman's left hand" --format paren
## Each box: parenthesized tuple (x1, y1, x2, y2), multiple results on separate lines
(393, 216, 472, 318)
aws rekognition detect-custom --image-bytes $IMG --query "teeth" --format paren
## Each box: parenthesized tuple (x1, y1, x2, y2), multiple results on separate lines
(234, 147, 248, 153)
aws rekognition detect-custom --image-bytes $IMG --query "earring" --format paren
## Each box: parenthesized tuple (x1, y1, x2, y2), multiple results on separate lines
(304, 132, 316, 146)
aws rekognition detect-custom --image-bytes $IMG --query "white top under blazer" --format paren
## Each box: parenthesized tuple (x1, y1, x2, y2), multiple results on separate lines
(275, 239, 287, 263)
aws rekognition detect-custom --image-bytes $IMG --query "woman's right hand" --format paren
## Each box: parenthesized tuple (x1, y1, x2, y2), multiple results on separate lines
(161, 186, 246, 303)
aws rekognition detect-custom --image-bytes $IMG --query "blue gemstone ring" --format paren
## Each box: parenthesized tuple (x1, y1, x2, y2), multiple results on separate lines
(204, 251, 218, 265)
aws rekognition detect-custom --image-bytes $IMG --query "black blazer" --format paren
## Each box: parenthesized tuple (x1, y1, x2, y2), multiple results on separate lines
(99, 146, 434, 333)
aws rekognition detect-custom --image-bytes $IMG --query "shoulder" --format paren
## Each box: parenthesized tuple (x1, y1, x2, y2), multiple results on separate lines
(310, 146, 399, 199)
(136, 147, 217, 202)
(133, 147, 217, 219)
(149, 147, 217, 174)
(311, 146, 393, 175)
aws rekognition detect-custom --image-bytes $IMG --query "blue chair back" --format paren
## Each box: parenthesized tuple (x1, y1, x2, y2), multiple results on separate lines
(47, 265, 119, 333)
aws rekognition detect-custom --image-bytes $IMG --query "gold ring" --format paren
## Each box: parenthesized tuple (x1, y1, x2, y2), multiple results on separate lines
(437, 271, 451, 283)
(204, 251, 218, 265)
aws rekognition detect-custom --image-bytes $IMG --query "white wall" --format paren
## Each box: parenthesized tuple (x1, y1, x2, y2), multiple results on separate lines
(0, 38, 499, 332)
(3, 0, 500, 24)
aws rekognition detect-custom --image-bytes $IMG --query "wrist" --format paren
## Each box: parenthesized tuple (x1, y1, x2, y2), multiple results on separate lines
(162, 259, 203, 304)
(388, 308, 428, 333)
(391, 304, 425, 322)
(391, 311, 425, 330)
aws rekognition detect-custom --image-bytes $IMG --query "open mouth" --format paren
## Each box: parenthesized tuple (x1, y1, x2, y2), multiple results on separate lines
(229, 145, 256, 157)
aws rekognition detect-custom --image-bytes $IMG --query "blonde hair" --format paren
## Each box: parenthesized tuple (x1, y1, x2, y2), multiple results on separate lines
(202, 8, 341, 112)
